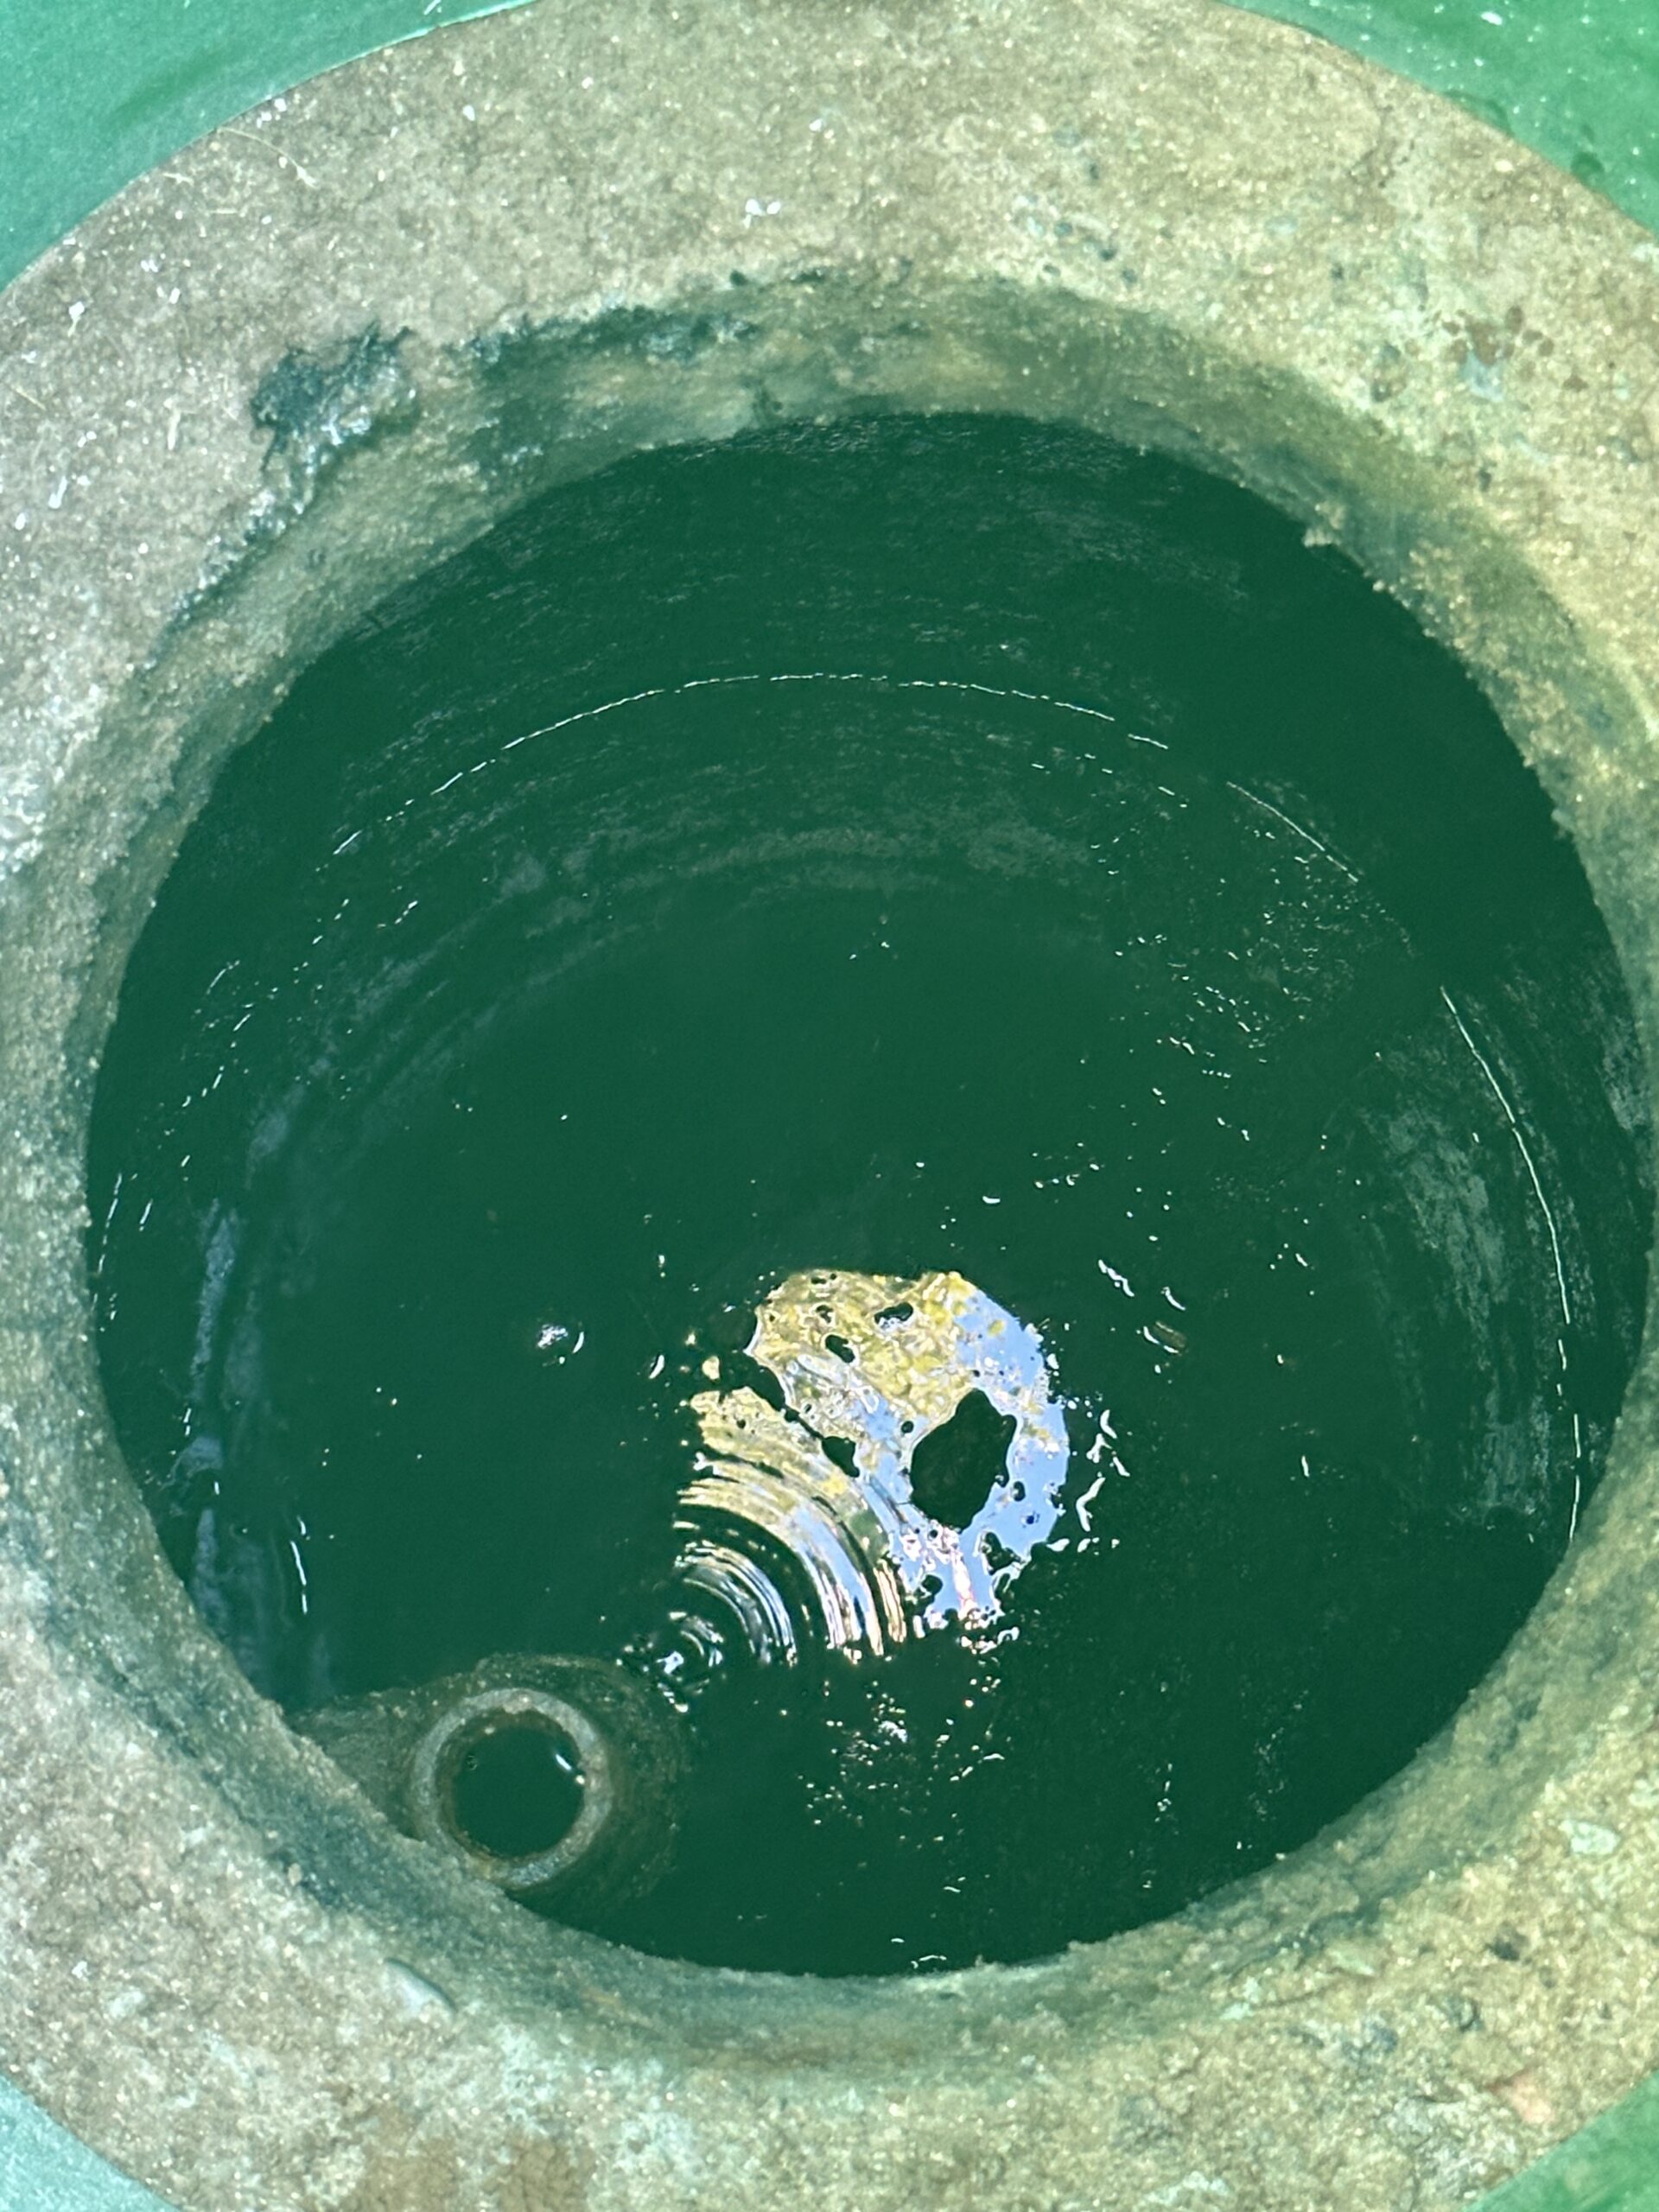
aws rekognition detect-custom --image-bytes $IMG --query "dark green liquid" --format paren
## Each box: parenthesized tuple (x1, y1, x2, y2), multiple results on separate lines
(451, 1720, 586, 1861)
(90, 416, 1651, 1975)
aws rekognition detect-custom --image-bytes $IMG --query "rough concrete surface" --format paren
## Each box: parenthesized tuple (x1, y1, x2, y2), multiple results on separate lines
(3, 1, 1659, 2207)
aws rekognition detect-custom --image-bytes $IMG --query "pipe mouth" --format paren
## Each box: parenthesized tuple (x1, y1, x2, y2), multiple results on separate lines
(413, 1689, 611, 1893)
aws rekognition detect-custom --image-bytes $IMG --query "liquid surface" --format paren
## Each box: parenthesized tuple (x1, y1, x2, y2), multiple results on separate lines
(451, 1720, 586, 1861)
(91, 415, 1652, 1974)
(677, 1267, 1072, 1664)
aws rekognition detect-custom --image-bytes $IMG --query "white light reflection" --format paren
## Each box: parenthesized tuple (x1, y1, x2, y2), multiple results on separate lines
(1439, 985, 1581, 1540)
(677, 1269, 1071, 1662)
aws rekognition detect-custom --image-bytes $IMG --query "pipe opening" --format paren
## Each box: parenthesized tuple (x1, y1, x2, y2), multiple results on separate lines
(448, 1712, 588, 1863)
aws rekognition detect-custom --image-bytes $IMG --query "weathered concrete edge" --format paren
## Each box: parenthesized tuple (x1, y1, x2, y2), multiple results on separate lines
(0, 2075, 175, 2212)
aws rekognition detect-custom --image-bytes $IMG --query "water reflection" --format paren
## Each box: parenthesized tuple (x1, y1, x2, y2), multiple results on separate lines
(675, 1268, 1071, 1662)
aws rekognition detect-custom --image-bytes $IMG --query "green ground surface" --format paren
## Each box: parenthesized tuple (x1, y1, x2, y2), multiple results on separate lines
(0, 2075, 169, 2212)
(1484, 2071, 1659, 2212)
(1265, 0, 1659, 242)
(0, 0, 531, 290)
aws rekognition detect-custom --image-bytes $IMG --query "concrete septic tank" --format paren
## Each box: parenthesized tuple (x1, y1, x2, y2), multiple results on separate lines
(4, 1, 1659, 2206)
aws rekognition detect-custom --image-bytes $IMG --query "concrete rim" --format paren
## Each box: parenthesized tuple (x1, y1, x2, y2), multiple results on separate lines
(3, 1, 1659, 2205)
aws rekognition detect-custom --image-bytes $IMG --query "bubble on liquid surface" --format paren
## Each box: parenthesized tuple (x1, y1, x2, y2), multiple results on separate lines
(677, 1268, 1071, 1661)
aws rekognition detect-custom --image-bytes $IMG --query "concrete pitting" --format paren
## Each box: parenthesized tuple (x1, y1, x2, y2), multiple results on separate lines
(3, 1, 1659, 2205)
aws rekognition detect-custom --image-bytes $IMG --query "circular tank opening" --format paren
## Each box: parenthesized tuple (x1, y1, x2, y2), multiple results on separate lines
(87, 410, 1653, 1978)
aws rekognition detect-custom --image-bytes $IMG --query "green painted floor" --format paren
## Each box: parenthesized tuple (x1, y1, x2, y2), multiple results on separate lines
(1265, 0, 1659, 241)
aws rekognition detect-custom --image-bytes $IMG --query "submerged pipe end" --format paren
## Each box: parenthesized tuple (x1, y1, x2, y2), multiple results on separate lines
(410, 1684, 615, 1898)
(296, 1651, 690, 1920)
